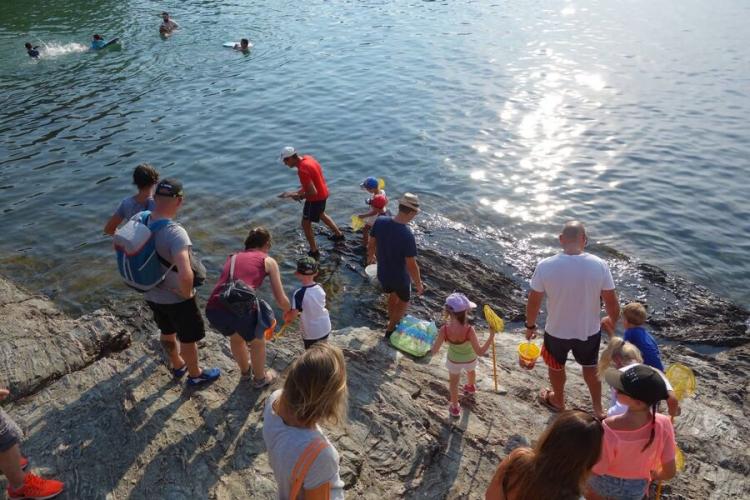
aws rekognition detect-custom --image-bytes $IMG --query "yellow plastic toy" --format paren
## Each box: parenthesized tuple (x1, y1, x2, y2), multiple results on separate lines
(482, 305, 504, 391)
(517, 342, 541, 370)
(656, 363, 696, 499)
(351, 215, 365, 232)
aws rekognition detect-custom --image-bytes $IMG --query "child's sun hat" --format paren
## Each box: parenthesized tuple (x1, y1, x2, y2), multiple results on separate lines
(360, 177, 379, 190)
(445, 293, 477, 313)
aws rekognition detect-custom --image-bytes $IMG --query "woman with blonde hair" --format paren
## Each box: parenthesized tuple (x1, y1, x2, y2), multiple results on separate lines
(263, 343, 348, 499)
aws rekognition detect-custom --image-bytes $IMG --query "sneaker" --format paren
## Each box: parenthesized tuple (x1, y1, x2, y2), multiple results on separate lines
(240, 368, 253, 382)
(329, 233, 345, 242)
(253, 369, 277, 389)
(307, 250, 321, 260)
(449, 403, 461, 418)
(7, 472, 64, 499)
(187, 367, 221, 387)
(172, 363, 188, 379)
(462, 384, 477, 395)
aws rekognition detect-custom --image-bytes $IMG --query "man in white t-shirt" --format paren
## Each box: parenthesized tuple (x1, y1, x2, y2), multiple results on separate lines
(525, 221, 620, 417)
(285, 257, 332, 349)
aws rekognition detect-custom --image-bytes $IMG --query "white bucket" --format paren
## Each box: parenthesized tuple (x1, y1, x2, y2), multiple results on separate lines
(365, 264, 378, 285)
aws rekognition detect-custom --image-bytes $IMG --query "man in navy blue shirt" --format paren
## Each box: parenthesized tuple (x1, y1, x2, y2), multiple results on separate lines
(368, 193, 424, 338)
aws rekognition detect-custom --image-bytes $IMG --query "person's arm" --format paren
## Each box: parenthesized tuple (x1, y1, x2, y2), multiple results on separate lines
(601, 289, 620, 339)
(296, 180, 317, 200)
(0, 388, 9, 400)
(103, 213, 124, 235)
(525, 290, 544, 340)
(172, 247, 194, 298)
(651, 460, 677, 481)
(431, 327, 446, 355)
(470, 327, 496, 356)
(358, 208, 378, 219)
(265, 257, 291, 311)
(405, 257, 424, 295)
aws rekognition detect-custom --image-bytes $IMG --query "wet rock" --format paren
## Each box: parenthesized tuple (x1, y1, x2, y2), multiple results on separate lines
(1, 248, 749, 499)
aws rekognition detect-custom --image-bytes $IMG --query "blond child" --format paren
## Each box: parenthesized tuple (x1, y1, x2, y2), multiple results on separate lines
(598, 337, 680, 417)
(431, 293, 496, 418)
(263, 344, 347, 499)
(586, 365, 677, 500)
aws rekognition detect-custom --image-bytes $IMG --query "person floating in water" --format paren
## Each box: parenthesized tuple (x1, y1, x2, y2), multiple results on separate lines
(159, 12, 179, 35)
(90, 34, 107, 50)
(24, 42, 40, 58)
(234, 39, 251, 52)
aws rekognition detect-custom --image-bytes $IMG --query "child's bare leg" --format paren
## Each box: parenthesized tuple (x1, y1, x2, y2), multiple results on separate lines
(0, 443, 25, 489)
(467, 370, 476, 386)
(449, 373, 460, 405)
(229, 333, 251, 375)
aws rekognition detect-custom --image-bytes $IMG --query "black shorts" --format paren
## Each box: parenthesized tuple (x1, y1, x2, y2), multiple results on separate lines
(381, 281, 411, 303)
(303, 334, 329, 350)
(303, 199, 327, 223)
(147, 297, 206, 343)
(205, 305, 266, 342)
(541, 331, 601, 370)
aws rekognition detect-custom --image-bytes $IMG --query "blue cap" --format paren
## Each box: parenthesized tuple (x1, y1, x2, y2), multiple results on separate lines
(360, 177, 378, 190)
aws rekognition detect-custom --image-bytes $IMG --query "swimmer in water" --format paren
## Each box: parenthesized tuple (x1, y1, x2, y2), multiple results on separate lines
(159, 12, 179, 35)
(24, 42, 40, 58)
(234, 39, 251, 52)
(90, 34, 106, 50)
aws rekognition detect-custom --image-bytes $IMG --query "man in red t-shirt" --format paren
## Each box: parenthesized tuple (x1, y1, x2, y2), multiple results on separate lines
(279, 146, 344, 258)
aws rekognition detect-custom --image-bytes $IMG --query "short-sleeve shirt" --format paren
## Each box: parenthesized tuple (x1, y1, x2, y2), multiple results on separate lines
(530, 253, 615, 341)
(160, 20, 179, 31)
(292, 284, 331, 340)
(592, 412, 676, 480)
(297, 156, 329, 202)
(91, 40, 106, 50)
(370, 217, 417, 288)
(262, 390, 344, 500)
(623, 327, 664, 372)
(115, 196, 155, 221)
(143, 219, 193, 304)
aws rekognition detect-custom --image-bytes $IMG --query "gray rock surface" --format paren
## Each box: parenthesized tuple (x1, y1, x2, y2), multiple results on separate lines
(0, 275, 748, 499)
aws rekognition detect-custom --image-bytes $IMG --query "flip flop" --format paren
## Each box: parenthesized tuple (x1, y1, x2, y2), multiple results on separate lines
(538, 388, 563, 413)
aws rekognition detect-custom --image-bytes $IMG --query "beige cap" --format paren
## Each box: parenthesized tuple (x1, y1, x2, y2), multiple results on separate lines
(398, 192, 420, 212)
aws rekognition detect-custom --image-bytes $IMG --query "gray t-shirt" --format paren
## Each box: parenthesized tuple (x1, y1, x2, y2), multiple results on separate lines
(263, 390, 344, 500)
(143, 220, 193, 304)
(115, 196, 155, 220)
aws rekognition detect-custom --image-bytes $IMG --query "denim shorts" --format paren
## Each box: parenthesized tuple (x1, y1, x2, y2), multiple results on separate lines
(588, 474, 648, 500)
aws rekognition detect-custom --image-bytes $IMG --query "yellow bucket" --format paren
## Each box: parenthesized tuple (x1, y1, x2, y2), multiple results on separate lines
(518, 342, 541, 369)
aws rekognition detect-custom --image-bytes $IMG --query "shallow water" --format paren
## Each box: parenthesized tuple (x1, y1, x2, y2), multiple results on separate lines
(1, 0, 749, 313)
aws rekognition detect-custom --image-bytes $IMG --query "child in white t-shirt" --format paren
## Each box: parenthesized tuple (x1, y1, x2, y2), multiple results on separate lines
(285, 257, 332, 349)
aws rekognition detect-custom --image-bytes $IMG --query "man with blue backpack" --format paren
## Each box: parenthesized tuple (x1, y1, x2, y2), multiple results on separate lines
(114, 178, 219, 387)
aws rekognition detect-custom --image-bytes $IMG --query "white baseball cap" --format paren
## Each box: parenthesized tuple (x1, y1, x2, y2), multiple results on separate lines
(279, 146, 296, 161)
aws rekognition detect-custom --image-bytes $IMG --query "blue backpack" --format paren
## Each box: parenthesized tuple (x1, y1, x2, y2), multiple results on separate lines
(113, 211, 175, 292)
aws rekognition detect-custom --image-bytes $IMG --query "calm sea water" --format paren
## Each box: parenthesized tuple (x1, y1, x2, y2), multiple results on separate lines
(1, 0, 749, 313)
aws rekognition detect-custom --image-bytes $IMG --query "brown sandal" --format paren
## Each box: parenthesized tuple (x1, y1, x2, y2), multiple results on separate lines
(539, 388, 564, 412)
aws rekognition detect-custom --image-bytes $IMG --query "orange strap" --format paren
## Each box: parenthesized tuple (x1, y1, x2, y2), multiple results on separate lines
(289, 438, 329, 499)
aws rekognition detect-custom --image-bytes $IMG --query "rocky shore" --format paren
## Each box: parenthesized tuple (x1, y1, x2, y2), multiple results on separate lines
(0, 242, 748, 498)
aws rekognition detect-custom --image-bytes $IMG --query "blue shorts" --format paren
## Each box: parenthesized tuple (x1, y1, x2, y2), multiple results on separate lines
(588, 474, 648, 500)
(206, 305, 267, 342)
